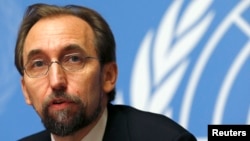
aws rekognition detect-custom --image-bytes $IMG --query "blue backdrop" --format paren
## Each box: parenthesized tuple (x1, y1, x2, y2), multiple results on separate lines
(0, 0, 249, 141)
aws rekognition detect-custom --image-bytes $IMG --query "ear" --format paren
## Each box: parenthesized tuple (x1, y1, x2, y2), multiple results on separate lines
(102, 62, 118, 93)
(21, 77, 32, 105)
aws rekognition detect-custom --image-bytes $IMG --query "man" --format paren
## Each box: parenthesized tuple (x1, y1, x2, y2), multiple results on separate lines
(15, 3, 197, 141)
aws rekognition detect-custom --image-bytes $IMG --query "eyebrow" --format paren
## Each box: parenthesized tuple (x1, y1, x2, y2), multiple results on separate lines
(26, 44, 86, 61)
(63, 44, 85, 53)
(26, 49, 43, 62)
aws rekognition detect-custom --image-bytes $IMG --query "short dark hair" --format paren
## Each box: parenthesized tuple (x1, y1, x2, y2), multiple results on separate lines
(15, 3, 116, 102)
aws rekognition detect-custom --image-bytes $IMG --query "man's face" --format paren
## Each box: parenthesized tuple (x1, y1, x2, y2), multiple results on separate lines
(21, 15, 114, 136)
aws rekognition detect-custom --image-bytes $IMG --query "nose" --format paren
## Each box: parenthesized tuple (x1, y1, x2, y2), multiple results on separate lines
(48, 61, 67, 91)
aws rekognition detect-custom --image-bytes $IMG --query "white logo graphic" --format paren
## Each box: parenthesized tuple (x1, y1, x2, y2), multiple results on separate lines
(125, 0, 250, 141)
(130, 0, 213, 117)
(210, 0, 250, 125)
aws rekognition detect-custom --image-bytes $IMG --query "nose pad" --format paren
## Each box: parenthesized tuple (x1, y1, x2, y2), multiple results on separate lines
(50, 61, 60, 67)
(48, 61, 66, 75)
(48, 61, 67, 90)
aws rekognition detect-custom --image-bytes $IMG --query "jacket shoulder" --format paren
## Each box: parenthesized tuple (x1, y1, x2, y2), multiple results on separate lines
(106, 104, 197, 141)
(18, 130, 51, 141)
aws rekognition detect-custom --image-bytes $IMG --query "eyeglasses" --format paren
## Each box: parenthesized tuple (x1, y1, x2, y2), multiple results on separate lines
(23, 53, 98, 78)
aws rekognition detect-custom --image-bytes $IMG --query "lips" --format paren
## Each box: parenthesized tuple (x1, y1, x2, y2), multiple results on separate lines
(51, 98, 69, 104)
(48, 98, 74, 110)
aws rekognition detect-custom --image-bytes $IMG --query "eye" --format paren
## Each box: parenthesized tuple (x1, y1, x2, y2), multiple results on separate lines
(70, 55, 81, 62)
(34, 60, 44, 67)
(27, 59, 47, 69)
(63, 53, 84, 63)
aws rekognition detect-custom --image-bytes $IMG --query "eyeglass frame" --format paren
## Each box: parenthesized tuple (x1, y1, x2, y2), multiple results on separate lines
(23, 55, 98, 78)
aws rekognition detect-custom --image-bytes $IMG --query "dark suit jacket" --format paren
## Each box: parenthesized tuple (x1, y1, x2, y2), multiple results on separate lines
(18, 104, 197, 141)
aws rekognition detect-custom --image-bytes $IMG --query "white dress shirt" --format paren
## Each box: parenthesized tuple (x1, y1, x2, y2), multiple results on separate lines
(51, 108, 107, 141)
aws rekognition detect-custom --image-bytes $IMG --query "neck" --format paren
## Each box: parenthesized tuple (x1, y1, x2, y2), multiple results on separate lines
(52, 107, 105, 141)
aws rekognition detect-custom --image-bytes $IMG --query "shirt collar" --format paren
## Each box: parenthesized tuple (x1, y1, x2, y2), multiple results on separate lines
(51, 107, 108, 141)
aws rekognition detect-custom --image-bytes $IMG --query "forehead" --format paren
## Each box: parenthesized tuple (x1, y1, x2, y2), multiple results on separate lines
(23, 15, 96, 58)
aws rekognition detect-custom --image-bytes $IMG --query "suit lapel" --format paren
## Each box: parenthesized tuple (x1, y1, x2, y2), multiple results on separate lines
(103, 104, 130, 141)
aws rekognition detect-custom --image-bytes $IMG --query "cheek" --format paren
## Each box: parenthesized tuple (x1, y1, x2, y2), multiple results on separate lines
(23, 77, 49, 114)
(70, 73, 102, 97)
(69, 70, 103, 106)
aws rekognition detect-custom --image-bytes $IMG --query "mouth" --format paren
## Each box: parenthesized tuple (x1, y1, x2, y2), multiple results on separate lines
(49, 98, 74, 110)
